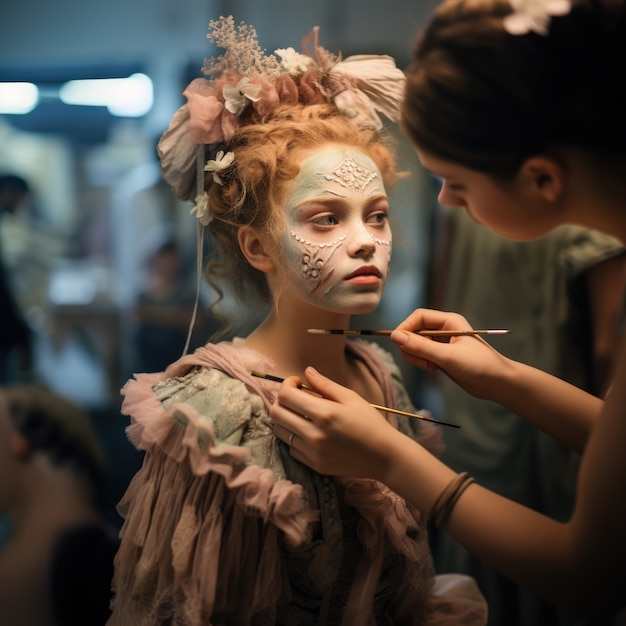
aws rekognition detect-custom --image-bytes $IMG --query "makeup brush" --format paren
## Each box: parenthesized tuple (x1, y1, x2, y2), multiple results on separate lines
(251, 370, 460, 428)
(307, 328, 510, 337)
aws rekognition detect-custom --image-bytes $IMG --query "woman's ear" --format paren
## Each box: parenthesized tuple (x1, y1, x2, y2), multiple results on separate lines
(237, 225, 276, 273)
(520, 155, 565, 203)
(10, 432, 32, 461)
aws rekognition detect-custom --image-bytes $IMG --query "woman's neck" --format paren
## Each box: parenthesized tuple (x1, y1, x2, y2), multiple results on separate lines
(241, 302, 356, 386)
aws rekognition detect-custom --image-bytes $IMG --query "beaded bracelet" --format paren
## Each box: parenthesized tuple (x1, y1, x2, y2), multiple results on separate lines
(429, 471, 476, 528)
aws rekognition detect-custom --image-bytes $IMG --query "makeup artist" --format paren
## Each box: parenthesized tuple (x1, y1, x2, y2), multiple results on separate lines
(270, 0, 626, 623)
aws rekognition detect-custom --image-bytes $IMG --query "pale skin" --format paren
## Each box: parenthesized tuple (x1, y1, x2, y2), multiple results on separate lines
(270, 146, 626, 618)
(238, 144, 395, 408)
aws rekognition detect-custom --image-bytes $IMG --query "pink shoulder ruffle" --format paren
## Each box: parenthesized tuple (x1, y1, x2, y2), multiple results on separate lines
(111, 363, 317, 624)
(120, 370, 316, 545)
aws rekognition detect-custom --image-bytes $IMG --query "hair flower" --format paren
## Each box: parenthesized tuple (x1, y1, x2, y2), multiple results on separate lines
(275, 47, 315, 76)
(503, 0, 572, 35)
(158, 17, 406, 206)
(204, 150, 235, 185)
(190, 192, 213, 225)
(183, 77, 240, 145)
(223, 77, 263, 115)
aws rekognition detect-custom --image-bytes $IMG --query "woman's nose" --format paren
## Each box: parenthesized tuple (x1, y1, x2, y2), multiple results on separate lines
(438, 183, 465, 208)
(347, 224, 377, 257)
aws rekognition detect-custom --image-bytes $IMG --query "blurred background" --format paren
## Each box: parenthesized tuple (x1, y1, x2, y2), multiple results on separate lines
(0, 0, 441, 519)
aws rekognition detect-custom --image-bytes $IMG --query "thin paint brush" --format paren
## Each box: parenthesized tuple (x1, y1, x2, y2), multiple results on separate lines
(307, 328, 510, 337)
(251, 370, 460, 429)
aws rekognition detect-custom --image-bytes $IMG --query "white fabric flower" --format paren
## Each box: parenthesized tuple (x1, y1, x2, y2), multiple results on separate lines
(204, 150, 235, 185)
(503, 0, 571, 35)
(222, 78, 262, 115)
(190, 192, 212, 226)
(275, 47, 315, 76)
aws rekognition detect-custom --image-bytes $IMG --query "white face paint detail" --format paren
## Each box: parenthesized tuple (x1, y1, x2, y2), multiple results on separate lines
(322, 152, 378, 193)
(278, 146, 393, 314)
(290, 231, 347, 295)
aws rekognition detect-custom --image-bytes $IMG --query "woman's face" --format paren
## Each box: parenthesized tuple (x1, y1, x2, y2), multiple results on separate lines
(276, 146, 392, 315)
(416, 147, 559, 241)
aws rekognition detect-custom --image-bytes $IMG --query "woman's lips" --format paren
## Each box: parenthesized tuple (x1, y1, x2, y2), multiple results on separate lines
(345, 266, 382, 284)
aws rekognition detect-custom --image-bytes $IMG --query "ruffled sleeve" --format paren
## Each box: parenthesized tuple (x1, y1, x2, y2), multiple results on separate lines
(108, 362, 317, 625)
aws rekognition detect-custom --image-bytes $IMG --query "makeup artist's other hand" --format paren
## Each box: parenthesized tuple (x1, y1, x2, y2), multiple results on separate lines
(392, 308, 512, 402)
(271, 367, 400, 479)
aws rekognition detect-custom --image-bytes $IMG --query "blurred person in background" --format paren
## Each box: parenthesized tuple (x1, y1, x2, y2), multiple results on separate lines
(133, 239, 207, 372)
(0, 384, 119, 626)
(0, 175, 33, 383)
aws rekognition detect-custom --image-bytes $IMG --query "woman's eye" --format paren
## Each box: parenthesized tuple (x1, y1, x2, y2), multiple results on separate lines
(313, 215, 338, 226)
(445, 181, 464, 193)
(367, 212, 388, 225)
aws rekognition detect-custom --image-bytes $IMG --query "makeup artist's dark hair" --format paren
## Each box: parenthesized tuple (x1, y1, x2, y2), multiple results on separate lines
(402, 0, 626, 180)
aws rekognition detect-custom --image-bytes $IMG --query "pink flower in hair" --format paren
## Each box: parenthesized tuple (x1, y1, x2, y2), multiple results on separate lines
(184, 73, 242, 144)
(273, 75, 299, 106)
(184, 79, 226, 144)
(250, 73, 280, 116)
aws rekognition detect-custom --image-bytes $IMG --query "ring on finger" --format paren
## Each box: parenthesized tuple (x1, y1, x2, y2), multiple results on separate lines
(288, 431, 296, 447)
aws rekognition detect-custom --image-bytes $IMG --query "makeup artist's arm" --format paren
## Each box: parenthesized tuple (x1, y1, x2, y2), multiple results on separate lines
(391, 308, 601, 453)
(585, 252, 626, 396)
(270, 366, 626, 617)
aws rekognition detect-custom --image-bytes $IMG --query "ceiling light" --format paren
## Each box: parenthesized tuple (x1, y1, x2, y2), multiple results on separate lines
(59, 73, 153, 117)
(0, 82, 39, 114)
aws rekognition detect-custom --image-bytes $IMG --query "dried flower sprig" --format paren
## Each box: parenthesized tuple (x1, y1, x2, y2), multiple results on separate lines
(157, 16, 406, 227)
(203, 16, 282, 78)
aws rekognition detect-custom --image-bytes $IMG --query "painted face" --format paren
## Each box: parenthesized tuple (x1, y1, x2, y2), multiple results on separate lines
(278, 146, 392, 314)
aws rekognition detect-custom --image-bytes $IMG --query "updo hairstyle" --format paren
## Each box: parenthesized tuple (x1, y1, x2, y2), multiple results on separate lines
(205, 103, 398, 308)
(402, 0, 626, 179)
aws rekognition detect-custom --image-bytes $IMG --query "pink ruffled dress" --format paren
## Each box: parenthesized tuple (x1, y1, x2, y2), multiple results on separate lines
(107, 339, 488, 625)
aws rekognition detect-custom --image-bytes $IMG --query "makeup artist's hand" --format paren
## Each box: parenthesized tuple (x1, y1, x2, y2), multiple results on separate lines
(391, 308, 513, 402)
(271, 368, 402, 479)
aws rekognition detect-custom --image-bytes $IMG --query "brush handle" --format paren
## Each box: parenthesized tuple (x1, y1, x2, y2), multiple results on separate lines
(250, 370, 460, 428)
(307, 328, 509, 337)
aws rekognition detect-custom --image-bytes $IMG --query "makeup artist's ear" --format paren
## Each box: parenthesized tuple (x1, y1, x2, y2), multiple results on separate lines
(10, 432, 33, 461)
(238, 225, 276, 273)
(520, 155, 565, 203)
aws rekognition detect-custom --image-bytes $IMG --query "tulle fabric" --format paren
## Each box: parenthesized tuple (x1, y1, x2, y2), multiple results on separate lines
(108, 340, 486, 625)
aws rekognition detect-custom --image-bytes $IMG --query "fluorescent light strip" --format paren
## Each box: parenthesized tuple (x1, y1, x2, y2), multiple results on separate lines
(0, 82, 39, 114)
(59, 73, 153, 117)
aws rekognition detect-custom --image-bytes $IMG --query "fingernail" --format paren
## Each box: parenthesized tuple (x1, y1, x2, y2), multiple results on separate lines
(305, 366, 319, 377)
(392, 330, 410, 346)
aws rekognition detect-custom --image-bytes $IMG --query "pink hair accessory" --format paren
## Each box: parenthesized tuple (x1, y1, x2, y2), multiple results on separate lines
(158, 16, 406, 210)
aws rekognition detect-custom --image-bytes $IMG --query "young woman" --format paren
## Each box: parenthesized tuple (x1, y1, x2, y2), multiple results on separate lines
(270, 0, 626, 623)
(107, 18, 487, 625)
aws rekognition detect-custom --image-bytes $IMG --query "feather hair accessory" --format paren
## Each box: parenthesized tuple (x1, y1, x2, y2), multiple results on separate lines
(157, 16, 406, 212)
